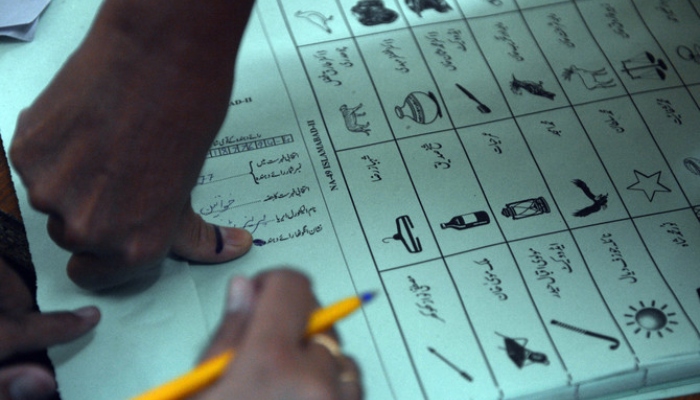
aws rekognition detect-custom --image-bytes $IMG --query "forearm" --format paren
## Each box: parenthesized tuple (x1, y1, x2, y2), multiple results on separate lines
(81, 0, 255, 143)
(94, 0, 253, 66)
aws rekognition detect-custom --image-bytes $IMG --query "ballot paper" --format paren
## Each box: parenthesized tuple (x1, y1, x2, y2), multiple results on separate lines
(1, 0, 700, 399)
(0, 0, 51, 41)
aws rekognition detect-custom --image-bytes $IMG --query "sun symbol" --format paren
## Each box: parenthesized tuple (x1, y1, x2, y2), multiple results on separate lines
(624, 300, 679, 338)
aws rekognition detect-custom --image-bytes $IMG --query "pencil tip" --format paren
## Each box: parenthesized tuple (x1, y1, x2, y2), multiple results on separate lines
(360, 291, 378, 303)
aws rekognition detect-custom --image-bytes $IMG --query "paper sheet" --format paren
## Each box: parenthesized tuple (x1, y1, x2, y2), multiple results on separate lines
(1, 0, 700, 399)
(0, 0, 51, 41)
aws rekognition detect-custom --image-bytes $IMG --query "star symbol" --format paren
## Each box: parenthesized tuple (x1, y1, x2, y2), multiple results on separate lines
(626, 170, 671, 201)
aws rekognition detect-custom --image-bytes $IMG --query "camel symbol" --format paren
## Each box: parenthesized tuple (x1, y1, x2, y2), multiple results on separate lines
(562, 65, 616, 90)
(340, 103, 371, 135)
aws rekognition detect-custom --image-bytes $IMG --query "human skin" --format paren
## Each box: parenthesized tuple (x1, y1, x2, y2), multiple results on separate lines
(11, 0, 255, 290)
(0, 262, 362, 399)
(0, 256, 99, 400)
(196, 270, 362, 400)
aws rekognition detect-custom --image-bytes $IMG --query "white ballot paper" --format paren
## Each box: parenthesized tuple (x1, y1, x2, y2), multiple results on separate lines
(1, 0, 700, 399)
(0, 0, 51, 41)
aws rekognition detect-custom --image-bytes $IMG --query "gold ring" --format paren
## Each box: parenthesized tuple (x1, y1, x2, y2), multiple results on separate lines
(339, 370, 358, 383)
(311, 333, 342, 357)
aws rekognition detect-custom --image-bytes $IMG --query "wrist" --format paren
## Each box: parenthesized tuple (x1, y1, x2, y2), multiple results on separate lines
(89, 0, 253, 76)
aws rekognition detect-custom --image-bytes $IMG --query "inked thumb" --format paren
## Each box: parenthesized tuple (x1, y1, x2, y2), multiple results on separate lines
(171, 204, 253, 264)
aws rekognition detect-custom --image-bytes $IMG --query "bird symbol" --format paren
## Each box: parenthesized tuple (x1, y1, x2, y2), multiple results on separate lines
(572, 179, 608, 217)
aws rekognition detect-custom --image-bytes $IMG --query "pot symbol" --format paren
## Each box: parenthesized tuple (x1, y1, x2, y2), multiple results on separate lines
(395, 91, 442, 124)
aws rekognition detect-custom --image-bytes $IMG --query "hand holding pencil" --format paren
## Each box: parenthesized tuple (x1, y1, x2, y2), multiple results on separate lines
(139, 270, 364, 400)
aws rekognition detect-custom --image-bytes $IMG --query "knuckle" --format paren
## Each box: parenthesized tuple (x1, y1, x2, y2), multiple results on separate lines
(47, 216, 92, 251)
(26, 187, 55, 213)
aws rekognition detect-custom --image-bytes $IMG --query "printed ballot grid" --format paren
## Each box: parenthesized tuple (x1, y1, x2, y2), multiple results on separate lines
(270, 0, 700, 398)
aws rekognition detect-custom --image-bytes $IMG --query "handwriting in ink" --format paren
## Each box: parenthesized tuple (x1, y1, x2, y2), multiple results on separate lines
(251, 161, 302, 184)
(660, 222, 689, 247)
(494, 22, 524, 61)
(601, 233, 637, 283)
(212, 133, 262, 148)
(264, 224, 323, 245)
(197, 173, 215, 185)
(257, 152, 300, 167)
(380, 38, 410, 73)
(482, 132, 503, 154)
(276, 204, 318, 223)
(547, 13, 575, 48)
(656, 98, 682, 125)
(407, 275, 446, 322)
(599, 109, 625, 133)
(421, 142, 451, 169)
(361, 155, 382, 182)
(239, 215, 272, 234)
(199, 195, 236, 218)
(264, 185, 311, 202)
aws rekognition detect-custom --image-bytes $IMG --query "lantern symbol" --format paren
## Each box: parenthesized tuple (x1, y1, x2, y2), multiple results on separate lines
(501, 197, 550, 220)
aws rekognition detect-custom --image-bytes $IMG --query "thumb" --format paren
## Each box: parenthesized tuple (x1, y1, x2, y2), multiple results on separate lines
(199, 276, 254, 362)
(0, 365, 56, 400)
(171, 204, 253, 264)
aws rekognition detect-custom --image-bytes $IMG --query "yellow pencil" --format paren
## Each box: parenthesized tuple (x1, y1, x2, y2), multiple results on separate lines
(131, 291, 376, 400)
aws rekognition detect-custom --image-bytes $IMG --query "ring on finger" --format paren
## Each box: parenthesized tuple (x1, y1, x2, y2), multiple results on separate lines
(311, 333, 342, 357)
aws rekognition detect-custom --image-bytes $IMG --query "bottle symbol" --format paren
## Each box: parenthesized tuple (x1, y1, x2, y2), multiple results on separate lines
(440, 211, 490, 230)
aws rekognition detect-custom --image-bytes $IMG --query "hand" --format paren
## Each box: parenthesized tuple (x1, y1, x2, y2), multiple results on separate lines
(10, 0, 255, 290)
(196, 270, 362, 400)
(0, 257, 99, 400)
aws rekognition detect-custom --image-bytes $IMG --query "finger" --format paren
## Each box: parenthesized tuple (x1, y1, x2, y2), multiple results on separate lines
(199, 276, 254, 362)
(0, 306, 100, 360)
(0, 259, 34, 315)
(66, 253, 157, 290)
(45, 214, 86, 254)
(247, 270, 318, 345)
(338, 356, 363, 400)
(0, 364, 56, 400)
(170, 204, 252, 264)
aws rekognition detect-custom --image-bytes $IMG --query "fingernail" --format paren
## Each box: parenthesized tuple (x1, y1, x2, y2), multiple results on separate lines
(222, 227, 253, 252)
(227, 276, 252, 313)
(9, 373, 55, 400)
(72, 306, 100, 324)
